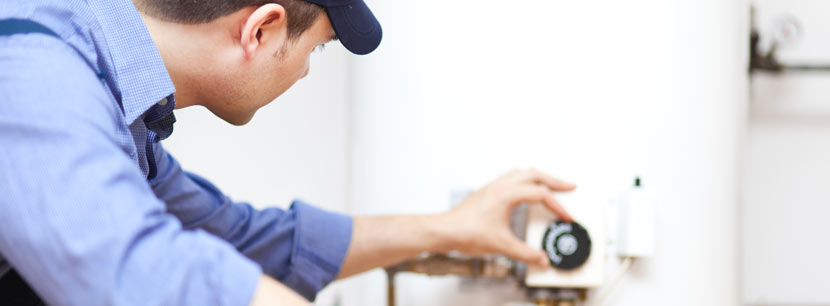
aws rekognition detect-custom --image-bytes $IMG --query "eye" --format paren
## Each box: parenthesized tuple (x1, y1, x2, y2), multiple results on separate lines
(314, 44, 326, 52)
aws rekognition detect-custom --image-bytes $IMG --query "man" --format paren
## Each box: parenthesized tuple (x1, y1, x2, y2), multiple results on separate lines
(0, 0, 576, 305)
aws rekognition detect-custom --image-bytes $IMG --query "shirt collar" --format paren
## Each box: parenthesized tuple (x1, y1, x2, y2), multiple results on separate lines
(86, 0, 175, 124)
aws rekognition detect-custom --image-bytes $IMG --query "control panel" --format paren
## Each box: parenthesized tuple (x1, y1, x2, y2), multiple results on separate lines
(524, 188, 605, 288)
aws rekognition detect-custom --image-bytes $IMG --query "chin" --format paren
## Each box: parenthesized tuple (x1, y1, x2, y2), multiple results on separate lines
(204, 94, 273, 126)
(210, 108, 256, 126)
(225, 113, 256, 126)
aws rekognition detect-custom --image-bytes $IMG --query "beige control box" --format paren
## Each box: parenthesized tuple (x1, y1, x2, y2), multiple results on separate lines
(524, 188, 605, 288)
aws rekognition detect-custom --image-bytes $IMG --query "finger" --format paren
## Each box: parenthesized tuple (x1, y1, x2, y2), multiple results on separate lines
(520, 169, 577, 191)
(499, 234, 550, 267)
(499, 169, 525, 181)
(512, 185, 574, 222)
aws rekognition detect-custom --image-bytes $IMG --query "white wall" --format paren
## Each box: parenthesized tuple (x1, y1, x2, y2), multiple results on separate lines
(343, 0, 747, 305)
(743, 1, 830, 304)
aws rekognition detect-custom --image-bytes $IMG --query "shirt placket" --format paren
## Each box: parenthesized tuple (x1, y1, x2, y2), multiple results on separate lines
(142, 96, 176, 180)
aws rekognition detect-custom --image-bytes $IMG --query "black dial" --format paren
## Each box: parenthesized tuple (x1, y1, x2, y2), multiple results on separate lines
(542, 221, 592, 270)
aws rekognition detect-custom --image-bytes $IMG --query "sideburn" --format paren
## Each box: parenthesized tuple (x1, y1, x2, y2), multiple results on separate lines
(273, 39, 294, 60)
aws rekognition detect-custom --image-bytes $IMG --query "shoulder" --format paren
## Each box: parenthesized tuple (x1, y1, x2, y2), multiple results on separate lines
(0, 33, 121, 133)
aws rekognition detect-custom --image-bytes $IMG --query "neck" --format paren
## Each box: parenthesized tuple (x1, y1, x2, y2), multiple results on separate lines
(138, 12, 207, 109)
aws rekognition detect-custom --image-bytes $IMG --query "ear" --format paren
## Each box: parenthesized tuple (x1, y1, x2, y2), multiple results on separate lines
(240, 4, 288, 59)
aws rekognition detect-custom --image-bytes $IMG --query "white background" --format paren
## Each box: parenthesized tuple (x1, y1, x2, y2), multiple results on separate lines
(744, 0, 830, 305)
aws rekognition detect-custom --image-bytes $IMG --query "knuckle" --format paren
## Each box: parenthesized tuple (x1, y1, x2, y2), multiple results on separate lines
(504, 169, 521, 178)
(533, 185, 550, 195)
(529, 167, 540, 173)
(528, 168, 541, 176)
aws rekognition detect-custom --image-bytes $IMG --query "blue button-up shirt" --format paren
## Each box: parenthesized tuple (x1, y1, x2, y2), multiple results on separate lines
(0, 0, 353, 304)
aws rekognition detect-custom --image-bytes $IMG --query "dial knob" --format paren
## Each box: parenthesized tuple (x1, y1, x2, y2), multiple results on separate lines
(542, 221, 592, 270)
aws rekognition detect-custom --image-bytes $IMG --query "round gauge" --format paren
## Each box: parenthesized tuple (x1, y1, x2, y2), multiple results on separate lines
(542, 221, 592, 270)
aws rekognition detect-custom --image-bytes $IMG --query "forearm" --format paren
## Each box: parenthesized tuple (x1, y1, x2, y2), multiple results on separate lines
(249, 275, 310, 306)
(337, 214, 453, 278)
(154, 141, 353, 300)
(337, 170, 577, 279)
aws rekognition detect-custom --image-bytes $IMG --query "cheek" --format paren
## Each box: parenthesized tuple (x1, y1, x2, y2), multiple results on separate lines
(301, 58, 310, 78)
(281, 53, 311, 83)
(295, 53, 311, 78)
(254, 52, 313, 105)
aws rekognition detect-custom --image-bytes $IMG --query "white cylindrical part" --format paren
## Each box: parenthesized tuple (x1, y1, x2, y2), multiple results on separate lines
(345, 0, 747, 305)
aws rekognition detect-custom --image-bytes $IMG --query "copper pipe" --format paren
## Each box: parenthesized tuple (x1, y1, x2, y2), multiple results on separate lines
(384, 253, 515, 306)
(534, 298, 556, 306)
(386, 271, 395, 306)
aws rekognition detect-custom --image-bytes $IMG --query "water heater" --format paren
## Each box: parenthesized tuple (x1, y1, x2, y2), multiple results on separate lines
(343, 0, 748, 304)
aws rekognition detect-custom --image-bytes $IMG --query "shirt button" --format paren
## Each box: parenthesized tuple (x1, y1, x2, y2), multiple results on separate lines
(157, 98, 168, 106)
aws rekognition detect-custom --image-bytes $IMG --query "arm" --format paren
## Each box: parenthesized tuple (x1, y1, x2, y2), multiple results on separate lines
(150, 143, 351, 301)
(0, 35, 264, 305)
(250, 275, 311, 306)
(338, 169, 576, 278)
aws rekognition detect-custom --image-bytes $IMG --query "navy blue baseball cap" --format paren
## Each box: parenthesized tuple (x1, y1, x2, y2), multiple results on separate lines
(303, 0, 382, 55)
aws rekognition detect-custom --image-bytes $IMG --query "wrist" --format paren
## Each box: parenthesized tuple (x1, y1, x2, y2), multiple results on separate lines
(418, 213, 458, 254)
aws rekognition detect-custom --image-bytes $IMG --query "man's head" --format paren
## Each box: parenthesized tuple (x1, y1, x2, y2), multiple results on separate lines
(134, 0, 381, 125)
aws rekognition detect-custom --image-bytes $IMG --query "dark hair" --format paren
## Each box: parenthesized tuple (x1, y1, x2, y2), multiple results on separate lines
(135, 0, 324, 39)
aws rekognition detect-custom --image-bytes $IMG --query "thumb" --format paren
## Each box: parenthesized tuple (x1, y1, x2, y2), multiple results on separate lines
(499, 234, 549, 267)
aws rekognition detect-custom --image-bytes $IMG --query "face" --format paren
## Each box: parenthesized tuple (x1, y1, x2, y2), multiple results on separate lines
(193, 7, 337, 125)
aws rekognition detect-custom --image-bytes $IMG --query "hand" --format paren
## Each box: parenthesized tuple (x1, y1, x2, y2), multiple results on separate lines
(437, 169, 576, 266)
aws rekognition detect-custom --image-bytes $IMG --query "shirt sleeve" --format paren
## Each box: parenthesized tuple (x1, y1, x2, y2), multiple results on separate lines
(0, 34, 261, 305)
(149, 142, 354, 301)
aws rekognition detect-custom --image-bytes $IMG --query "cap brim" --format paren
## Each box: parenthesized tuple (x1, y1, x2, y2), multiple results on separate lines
(325, 1, 382, 55)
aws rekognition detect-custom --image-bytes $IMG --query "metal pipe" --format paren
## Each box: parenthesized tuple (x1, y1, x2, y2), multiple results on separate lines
(384, 253, 515, 306)
(386, 270, 396, 306)
(534, 298, 555, 306)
